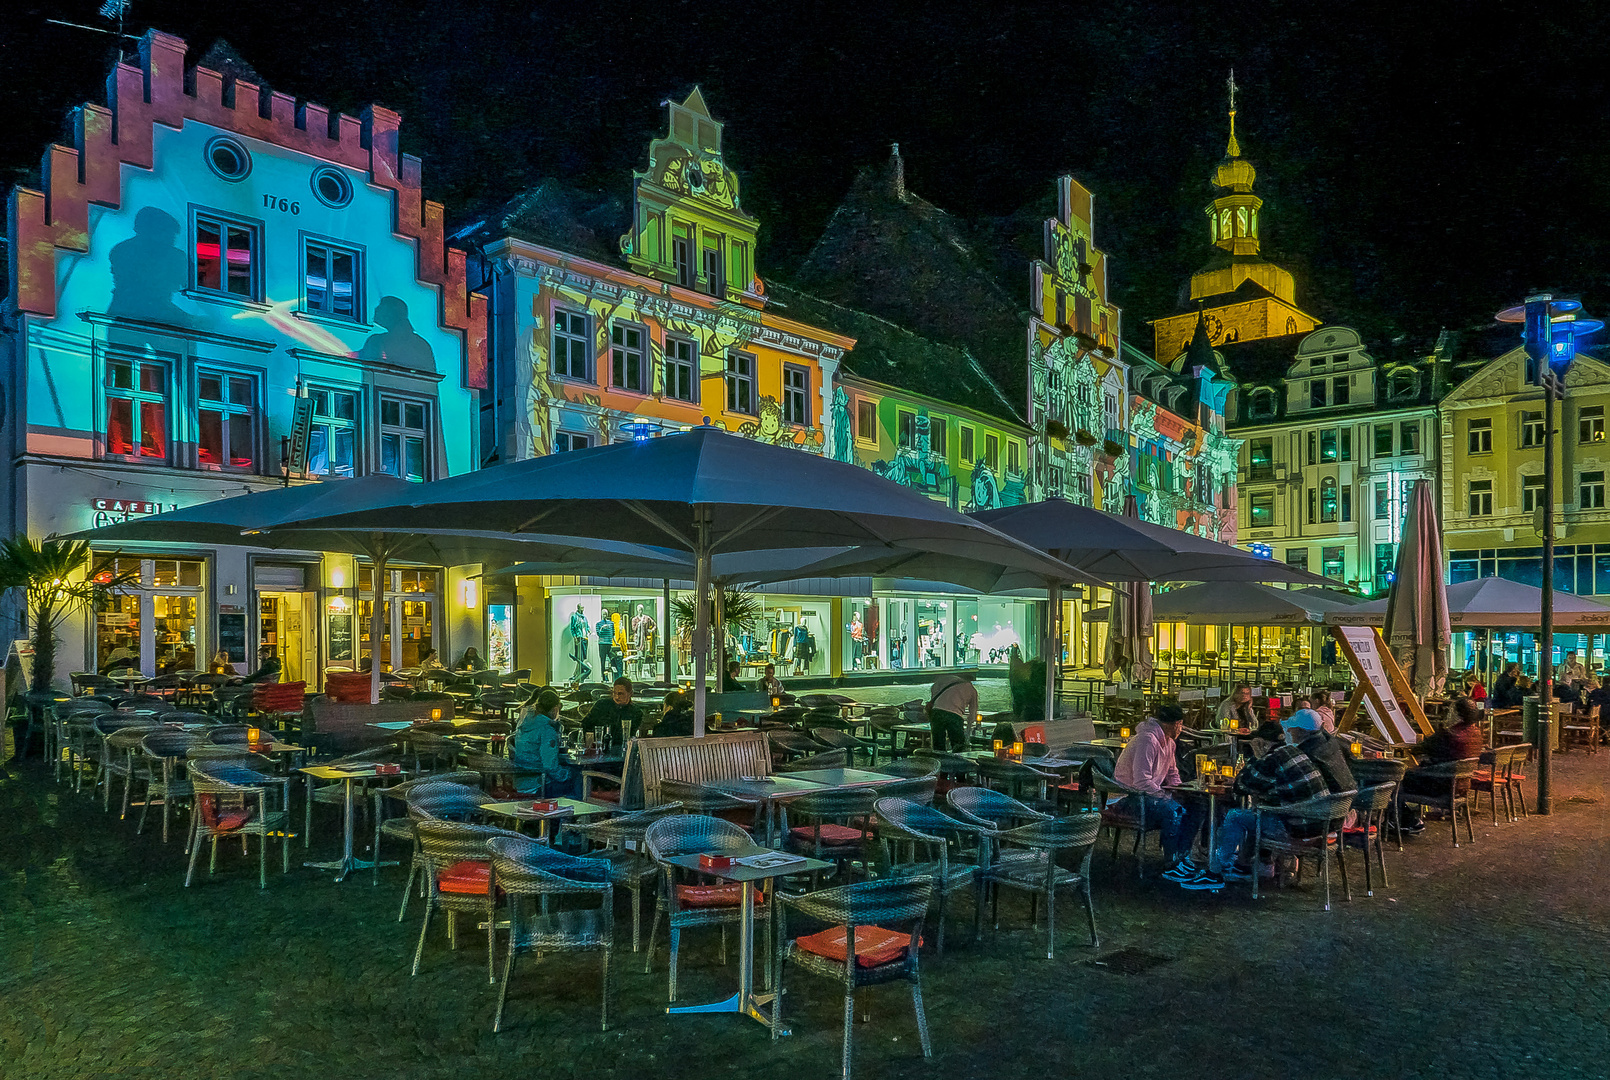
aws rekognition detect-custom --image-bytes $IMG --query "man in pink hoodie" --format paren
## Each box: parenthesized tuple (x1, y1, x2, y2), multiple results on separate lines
(1110, 702, 1206, 876)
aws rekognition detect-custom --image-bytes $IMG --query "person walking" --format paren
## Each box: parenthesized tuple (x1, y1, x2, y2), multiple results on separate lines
(927, 671, 978, 752)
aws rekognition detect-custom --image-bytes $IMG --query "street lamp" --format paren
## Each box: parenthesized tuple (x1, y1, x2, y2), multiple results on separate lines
(1496, 294, 1602, 814)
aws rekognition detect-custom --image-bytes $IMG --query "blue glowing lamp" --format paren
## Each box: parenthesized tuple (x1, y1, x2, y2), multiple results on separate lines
(1497, 295, 1602, 385)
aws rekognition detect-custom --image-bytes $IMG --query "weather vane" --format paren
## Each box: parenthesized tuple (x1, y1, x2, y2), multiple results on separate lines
(1227, 68, 1237, 114)
(45, 0, 137, 44)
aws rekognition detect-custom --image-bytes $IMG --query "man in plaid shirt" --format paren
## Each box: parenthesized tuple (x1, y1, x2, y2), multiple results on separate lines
(1181, 709, 1343, 891)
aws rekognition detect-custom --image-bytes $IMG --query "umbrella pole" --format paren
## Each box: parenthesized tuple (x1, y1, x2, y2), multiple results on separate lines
(713, 581, 726, 700)
(662, 579, 673, 688)
(1045, 581, 1061, 724)
(368, 537, 390, 705)
(692, 512, 711, 738)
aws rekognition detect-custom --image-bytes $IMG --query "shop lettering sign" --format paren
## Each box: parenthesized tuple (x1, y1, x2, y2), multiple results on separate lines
(90, 498, 177, 528)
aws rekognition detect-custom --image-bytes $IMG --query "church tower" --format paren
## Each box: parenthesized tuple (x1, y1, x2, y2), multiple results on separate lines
(1151, 73, 1320, 367)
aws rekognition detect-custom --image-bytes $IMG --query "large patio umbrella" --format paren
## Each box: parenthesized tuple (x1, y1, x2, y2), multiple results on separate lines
(72, 475, 697, 703)
(248, 427, 1085, 733)
(1150, 581, 1353, 624)
(1382, 480, 1452, 696)
(972, 498, 1333, 584)
(1328, 577, 1610, 629)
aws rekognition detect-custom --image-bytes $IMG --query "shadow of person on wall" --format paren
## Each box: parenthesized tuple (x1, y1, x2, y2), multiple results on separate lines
(107, 206, 191, 326)
(359, 296, 435, 373)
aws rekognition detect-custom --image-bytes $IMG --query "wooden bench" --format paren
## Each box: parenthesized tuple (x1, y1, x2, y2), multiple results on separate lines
(302, 697, 455, 755)
(587, 729, 772, 810)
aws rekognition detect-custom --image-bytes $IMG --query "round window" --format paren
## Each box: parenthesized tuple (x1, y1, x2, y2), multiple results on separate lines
(310, 167, 353, 208)
(205, 136, 251, 181)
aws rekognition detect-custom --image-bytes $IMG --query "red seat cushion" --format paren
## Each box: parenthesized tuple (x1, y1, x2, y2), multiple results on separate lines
(796, 924, 917, 968)
(590, 788, 621, 804)
(436, 860, 493, 895)
(199, 795, 254, 832)
(676, 883, 761, 908)
(789, 823, 865, 845)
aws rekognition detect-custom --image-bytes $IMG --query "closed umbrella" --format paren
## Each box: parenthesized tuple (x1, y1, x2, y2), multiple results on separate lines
(251, 427, 1083, 733)
(973, 498, 1334, 584)
(1103, 499, 1154, 684)
(1383, 480, 1452, 697)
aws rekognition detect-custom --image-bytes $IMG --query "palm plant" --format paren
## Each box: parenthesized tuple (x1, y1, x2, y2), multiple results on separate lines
(0, 537, 137, 692)
(671, 585, 763, 639)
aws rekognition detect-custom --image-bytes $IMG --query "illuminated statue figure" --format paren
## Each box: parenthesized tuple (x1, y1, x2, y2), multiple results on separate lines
(830, 385, 853, 463)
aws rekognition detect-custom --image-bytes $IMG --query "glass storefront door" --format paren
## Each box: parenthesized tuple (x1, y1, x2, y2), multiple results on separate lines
(359, 565, 437, 671)
(93, 555, 204, 675)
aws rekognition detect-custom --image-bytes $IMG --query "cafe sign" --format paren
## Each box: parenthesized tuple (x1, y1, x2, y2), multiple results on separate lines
(89, 498, 177, 528)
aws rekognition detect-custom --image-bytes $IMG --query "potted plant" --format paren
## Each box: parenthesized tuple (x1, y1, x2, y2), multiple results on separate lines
(1074, 429, 1098, 447)
(1044, 419, 1070, 442)
(1103, 439, 1124, 457)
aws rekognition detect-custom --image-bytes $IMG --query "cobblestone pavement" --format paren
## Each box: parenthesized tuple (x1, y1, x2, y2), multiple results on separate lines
(3, 749, 1608, 1080)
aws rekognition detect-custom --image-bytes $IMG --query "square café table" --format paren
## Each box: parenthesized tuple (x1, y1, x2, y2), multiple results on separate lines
(664, 848, 832, 1034)
(783, 767, 901, 789)
(480, 797, 614, 838)
(700, 775, 826, 845)
(299, 763, 408, 881)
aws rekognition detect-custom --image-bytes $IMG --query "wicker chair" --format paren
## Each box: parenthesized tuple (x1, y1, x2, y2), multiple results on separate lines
(771, 877, 935, 1080)
(876, 777, 938, 807)
(411, 820, 525, 982)
(184, 760, 294, 888)
(57, 700, 112, 787)
(1398, 758, 1479, 848)
(810, 727, 876, 766)
(372, 770, 483, 887)
(1251, 789, 1359, 910)
(1087, 766, 1160, 879)
(561, 803, 685, 952)
(396, 782, 491, 920)
(134, 730, 206, 842)
(1346, 757, 1408, 849)
(102, 724, 159, 816)
(974, 757, 1057, 810)
(207, 724, 253, 744)
(460, 748, 553, 798)
(486, 836, 615, 1032)
(877, 757, 940, 780)
(777, 749, 849, 773)
(870, 797, 985, 957)
(1473, 743, 1531, 824)
(783, 786, 882, 887)
(766, 730, 826, 764)
(1345, 783, 1398, 897)
(643, 814, 772, 1003)
(910, 748, 979, 794)
(658, 778, 756, 824)
(978, 812, 1101, 958)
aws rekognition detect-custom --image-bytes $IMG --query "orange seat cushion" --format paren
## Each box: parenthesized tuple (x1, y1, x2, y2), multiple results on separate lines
(436, 860, 493, 895)
(796, 924, 917, 968)
(676, 883, 761, 908)
(789, 824, 865, 845)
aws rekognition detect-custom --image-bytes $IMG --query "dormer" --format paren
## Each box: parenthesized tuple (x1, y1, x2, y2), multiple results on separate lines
(1289, 326, 1374, 413)
(620, 88, 762, 307)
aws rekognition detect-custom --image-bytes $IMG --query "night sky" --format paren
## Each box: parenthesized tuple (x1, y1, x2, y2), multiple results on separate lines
(4, 1, 1608, 354)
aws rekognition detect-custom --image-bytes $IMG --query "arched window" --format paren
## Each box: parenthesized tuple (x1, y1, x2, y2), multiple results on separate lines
(1220, 209, 1232, 240)
(1250, 208, 1259, 237)
(1237, 207, 1248, 236)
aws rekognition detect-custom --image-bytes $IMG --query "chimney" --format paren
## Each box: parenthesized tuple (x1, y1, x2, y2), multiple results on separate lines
(889, 142, 905, 200)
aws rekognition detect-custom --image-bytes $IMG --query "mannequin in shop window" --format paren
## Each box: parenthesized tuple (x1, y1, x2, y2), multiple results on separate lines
(567, 605, 592, 682)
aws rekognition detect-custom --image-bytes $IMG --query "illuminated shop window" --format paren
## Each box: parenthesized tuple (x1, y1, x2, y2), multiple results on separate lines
(194, 213, 259, 299)
(105, 357, 169, 461)
(308, 387, 358, 478)
(782, 365, 810, 425)
(197, 371, 257, 470)
(665, 337, 697, 402)
(611, 323, 646, 392)
(304, 240, 360, 320)
(379, 396, 429, 482)
(552, 309, 591, 381)
(725, 352, 756, 415)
